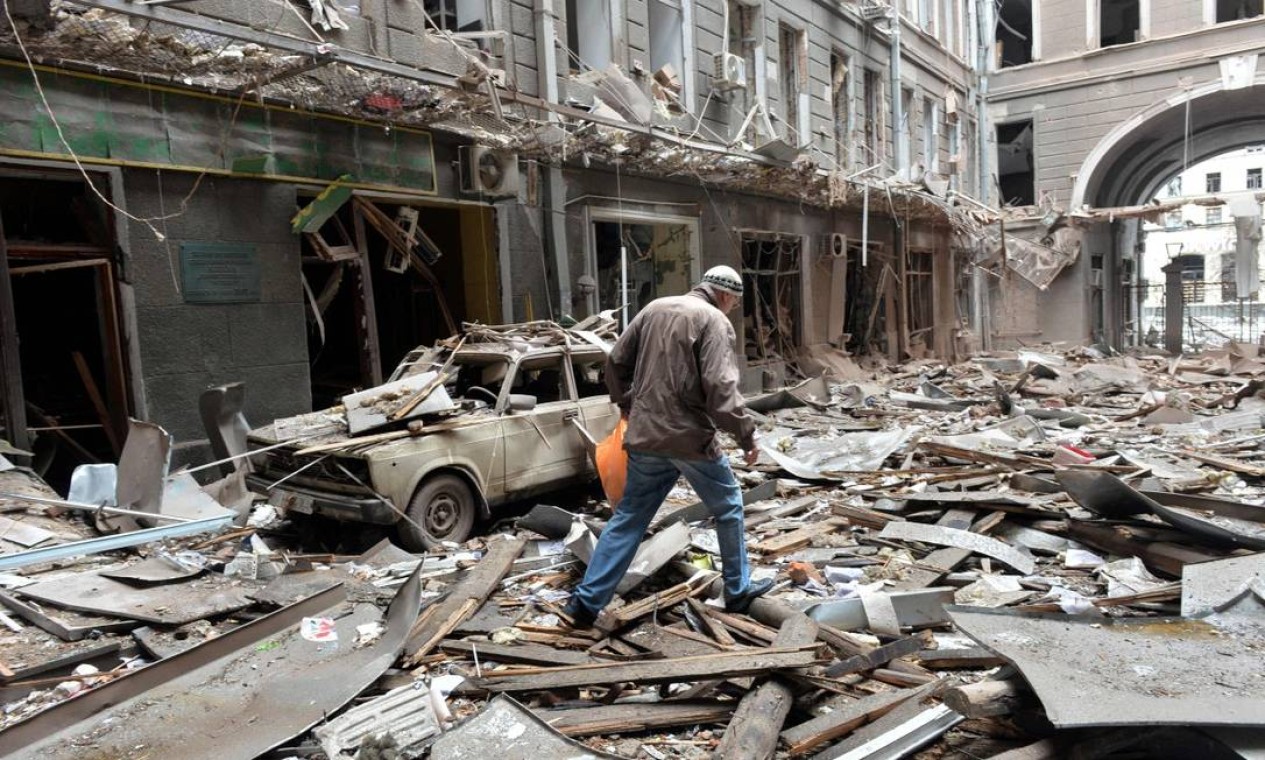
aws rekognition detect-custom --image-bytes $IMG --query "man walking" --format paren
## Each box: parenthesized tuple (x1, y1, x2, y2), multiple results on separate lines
(564, 265, 774, 627)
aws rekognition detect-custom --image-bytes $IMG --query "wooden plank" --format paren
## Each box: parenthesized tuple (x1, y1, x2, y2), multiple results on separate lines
(746, 496, 820, 529)
(404, 535, 526, 661)
(686, 598, 735, 648)
(351, 209, 383, 388)
(780, 684, 929, 756)
(713, 614, 819, 760)
(70, 351, 120, 456)
(830, 502, 901, 529)
(438, 639, 592, 667)
(474, 646, 822, 692)
(536, 701, 734, 737)
(0, 219, 28, 453)
(917, 647, 1007, 669)
(823, 636, 922, 678)
(601, 571, 718, 632)
(753, 518, 847, 557)
(890, 547, 970, 591)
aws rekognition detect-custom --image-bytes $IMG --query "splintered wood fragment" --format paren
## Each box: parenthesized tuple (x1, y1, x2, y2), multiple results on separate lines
(438, 640, 593, 667)
(890, 547, 971, 591)
(824, 636, 922, 678)
(538, 701, 736, 737)
(942, 679, 1027, 718)
(404, 535, 527, 661)
(602, 571, 719, 632)
(686, 598, 736, 648)
(474, 646, 822, 692)
(747, 496, 821, 529)
(713, 614, 819, 760)
(704, 607, 780, 644)
(917, 647, 1007, 669)
(1182, 450, 1265, 478)
(830, 502, 902, 529)
(754, 518, 848, 556)
(870, 667, 938, 687)
(780, 683, 932, 757)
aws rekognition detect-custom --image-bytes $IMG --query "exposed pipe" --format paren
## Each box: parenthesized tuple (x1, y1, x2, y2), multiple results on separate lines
(889, 7, 907, 174)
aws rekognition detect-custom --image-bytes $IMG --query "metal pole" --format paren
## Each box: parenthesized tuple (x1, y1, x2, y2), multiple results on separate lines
(889, 9, 907, 174)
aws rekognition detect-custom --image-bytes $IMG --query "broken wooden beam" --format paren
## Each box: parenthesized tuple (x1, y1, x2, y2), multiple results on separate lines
(753, 518, 848, 557)
(823, 636, 922, 678)
(438, 640, 593, 667)
(404, 535, 526, 661)
(780, 683, 934, 757)
(713, 614, 819, 760)
(473, 646, 822, 692)
(942, 678, 1027, 718)
(536, 701, 735, 737)
(917, 647, 1008, 670)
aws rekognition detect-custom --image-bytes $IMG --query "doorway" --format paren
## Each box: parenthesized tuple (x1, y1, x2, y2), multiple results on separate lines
(588, 211, 699, 326)
(0, 173, 130, 493)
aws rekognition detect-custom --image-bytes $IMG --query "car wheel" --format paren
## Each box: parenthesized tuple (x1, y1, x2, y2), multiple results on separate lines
(399, 474, 477, 551)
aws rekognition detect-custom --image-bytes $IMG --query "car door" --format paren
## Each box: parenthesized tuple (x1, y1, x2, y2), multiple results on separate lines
(570, 350, 620, 474)
(499, 352, 589, 496)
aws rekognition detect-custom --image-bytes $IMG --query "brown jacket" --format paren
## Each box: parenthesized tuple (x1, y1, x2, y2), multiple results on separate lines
(605, 288, 756, 460)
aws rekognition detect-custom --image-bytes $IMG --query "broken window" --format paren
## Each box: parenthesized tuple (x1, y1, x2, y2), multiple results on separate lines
(862, 70, 884, 165)
(1175, 254, 1206, 303)
(1207, 207, 1223, 225)
(1248, 167, 1263, 190)
(923, 96, 940, 174)
(424, 0, 486, 33)
(1164, 211, 1182, 229)
(778, 24, 806, 146)
(1207, 172, 1222, 193)
(565, 0, 613, 72)
(648, 0, 685, 87)
(740, 234, 802, 365)
(830, 52, 850, 170)
(1100, 0, 1140, 47)
(949, 120, 962, 190)
(592, 218, 696, 323)
(1164, 176, 1182, 197)
(508, 355, 566, 404)
(1216, 0, 1263, 21)
(906, 250, 935, 353)
(569, 356, 607, 399)
(996, 119, 1035, 206)
(996, 0, 1034, 67)
(900, 88, 914, 168)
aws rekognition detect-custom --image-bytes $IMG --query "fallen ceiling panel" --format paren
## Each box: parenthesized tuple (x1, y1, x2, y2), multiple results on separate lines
(0, 567, 422, 759)
(947, 605, 1265, 728)
(16, 571, 253, 625)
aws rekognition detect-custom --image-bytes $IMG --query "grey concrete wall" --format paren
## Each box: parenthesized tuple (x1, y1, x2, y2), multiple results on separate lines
(122, 170, 310, 449)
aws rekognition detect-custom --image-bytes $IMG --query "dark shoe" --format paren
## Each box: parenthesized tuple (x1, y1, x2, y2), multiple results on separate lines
(725, 578, 775, 614)
(563, 598, 598, 629)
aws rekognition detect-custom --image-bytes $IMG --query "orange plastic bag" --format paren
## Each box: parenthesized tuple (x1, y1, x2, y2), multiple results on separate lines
(595, 418, 628, 506)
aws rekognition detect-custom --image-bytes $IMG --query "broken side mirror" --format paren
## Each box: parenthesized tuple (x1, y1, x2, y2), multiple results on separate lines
(506, 394, 537, 413)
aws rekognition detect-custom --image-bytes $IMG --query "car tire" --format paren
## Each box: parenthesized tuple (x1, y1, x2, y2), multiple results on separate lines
(399, 474, 477, 551)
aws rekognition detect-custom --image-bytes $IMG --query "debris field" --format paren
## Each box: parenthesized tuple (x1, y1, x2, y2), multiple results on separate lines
(0, 339, 1264, 759)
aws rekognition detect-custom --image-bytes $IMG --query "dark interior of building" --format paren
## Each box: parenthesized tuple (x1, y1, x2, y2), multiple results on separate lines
(996, 0, 1034, 68)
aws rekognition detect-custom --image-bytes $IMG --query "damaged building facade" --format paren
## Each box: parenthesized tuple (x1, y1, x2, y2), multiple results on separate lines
(982, 0, 1265, 349)
(0, 0, 988, 470)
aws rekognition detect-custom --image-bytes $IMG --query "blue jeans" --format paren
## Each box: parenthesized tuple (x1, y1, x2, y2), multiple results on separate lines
(572, 451, 750, 615)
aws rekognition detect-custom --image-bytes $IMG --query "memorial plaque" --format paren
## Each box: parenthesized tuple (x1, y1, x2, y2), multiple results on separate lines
(179, 242, 261, 304)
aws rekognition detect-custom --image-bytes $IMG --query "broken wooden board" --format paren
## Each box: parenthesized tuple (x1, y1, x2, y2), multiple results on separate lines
(780, 683, 935, 756)
(404, 535, 526, 660)
(536, 701, 734, 737)
(824, 636, 922, 678)
(879, 522, 1035, 575)
(473, 646, 822, 692)
(342, 371, 456, 435)
(439, 639, 593, 667)
(15, 572, 254, 625)
(754, 518, 848, 557)
(714, 614, 818, 760)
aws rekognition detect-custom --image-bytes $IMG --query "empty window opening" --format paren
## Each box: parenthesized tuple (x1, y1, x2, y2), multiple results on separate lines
(592, 219, 696, 323)
(740, 234, 802, 365)
(1248, 167, 1263, 190)
(996, 119, 1035, 206)
(1217, 0, 1263, 21)
(862, 70, 884, 165)
(648, 0, 685, 84)
(424, 0, 486, 33)
(778, 24, 806, 145)
(1, 176, 130, 493)
(1207, 207, 1223, 225)
(900, 88, 914, 167)
(830, 52, 850, 169)
(923, 97, 940, 174)
(906, 250, 935, 350)
(1175, 254, 1206, 303)
(1207, 172, 1222, 193)
(996, 0, 1033, 67)
(1100, 0, 1140, 47)
(565, 0, 612, 71)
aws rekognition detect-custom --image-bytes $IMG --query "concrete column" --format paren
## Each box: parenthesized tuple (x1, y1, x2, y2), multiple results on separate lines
(1163, 260, 1184, 355)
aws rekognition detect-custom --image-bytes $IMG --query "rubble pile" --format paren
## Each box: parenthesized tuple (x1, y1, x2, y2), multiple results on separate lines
(0, 341, 1263, 758)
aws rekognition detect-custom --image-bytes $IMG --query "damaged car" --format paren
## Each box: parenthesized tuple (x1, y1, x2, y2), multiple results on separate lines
(245, 322, 620, 550)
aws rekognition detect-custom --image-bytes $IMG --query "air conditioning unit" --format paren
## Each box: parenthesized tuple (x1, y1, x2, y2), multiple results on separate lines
(713, 52, 747, 91)
(460, 146, 519, 197)
(859, 0, 891, 21)
(826, 232, 847, 259)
